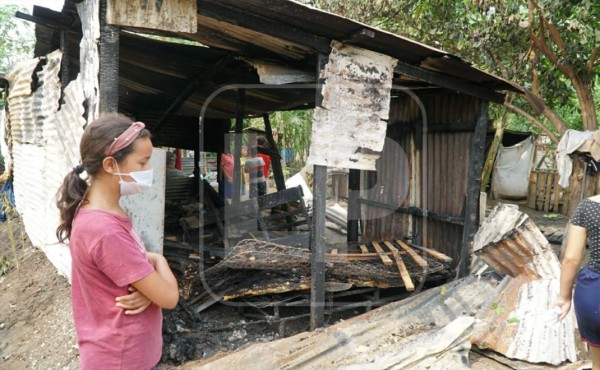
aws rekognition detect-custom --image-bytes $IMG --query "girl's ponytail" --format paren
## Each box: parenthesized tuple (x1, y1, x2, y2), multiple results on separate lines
(56, 165, 88, 243)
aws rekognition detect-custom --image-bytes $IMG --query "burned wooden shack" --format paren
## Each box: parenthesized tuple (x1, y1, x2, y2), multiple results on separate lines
(5, 0, 519, 329)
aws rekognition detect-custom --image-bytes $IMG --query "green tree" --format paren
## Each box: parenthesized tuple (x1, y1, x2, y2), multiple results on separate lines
(0, 5, 34, 73)
(0, 5, 34, 110)
(304, 0, 599, 141)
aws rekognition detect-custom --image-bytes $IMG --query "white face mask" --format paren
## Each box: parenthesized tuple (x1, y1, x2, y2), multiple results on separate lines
(113, 165, 154, 196)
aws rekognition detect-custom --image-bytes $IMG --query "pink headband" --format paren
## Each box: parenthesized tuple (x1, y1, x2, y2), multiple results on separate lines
(105, 121, 145, 156)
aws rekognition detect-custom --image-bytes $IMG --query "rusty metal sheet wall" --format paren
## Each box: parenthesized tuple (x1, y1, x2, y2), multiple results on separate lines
(363, 129, 413, 240)
(363, 94, 481, 268)
(419, 131, 472, 266)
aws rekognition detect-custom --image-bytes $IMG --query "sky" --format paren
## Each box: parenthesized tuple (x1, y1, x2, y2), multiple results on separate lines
(0, 0, 64, 12)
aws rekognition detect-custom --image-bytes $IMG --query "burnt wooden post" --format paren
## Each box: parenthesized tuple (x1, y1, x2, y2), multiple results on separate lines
(59, 30, 69, 89)
(310, 54, 328, 331)
(263, 114, 286, 191)
(193, 148, 200, 194)
(99, 0, 119, 113)
(459, 100, 489, 277)
(232, 89, 245, 203)
(217, 153, 223, 197)
(347, 169, 360, 242)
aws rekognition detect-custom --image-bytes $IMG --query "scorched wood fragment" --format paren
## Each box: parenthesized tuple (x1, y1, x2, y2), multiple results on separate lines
(187, 240, 451, 312)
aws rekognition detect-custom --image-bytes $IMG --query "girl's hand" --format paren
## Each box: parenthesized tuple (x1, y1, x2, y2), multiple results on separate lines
(554, 296, 572, 321)
(115, 286, 152, 315)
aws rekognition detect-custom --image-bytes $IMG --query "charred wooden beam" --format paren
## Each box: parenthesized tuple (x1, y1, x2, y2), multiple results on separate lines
(15, 11, 77, 32)
(459, 101, 489, 277)
(394, 61, 505, 104)
(358, 198, 465, 225)
(310, 54, 328, 331)
(199, 3, 332, 55)
(99, 0, 119, 113)
(59, 30, 70, 90)
(153, 56, 234, 134)
(341, 28, 375, 44)
(347, 169, 360, 242)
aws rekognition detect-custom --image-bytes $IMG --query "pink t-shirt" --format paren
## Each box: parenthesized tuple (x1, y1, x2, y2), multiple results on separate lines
(70, 209, 162, 370)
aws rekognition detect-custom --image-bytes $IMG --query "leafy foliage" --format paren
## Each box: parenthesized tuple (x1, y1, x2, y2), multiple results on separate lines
(0, 5, 34, 74)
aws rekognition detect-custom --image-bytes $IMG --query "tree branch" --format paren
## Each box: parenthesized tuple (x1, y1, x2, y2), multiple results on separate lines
(527, 0, 573, 78)
(504, 101, 559, 143)
(589, 46, 599, 73)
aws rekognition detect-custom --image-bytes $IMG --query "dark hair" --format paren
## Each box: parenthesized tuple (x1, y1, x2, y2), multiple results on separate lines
(55, 113, 151, 243)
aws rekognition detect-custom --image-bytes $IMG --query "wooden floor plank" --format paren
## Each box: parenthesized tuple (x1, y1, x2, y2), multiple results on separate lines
(394, 240, 428, 267)
(371, 241, 393, 266)
(409, 244, 453, 263)
(359, 244, 370, 254)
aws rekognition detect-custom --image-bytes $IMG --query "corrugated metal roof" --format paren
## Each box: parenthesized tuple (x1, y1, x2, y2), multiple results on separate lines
(24, 0, 518, 149)
(471, 204, 579, 365)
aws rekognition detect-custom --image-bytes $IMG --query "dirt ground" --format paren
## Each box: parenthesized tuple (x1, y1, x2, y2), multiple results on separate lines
(0, 205, 591, 370)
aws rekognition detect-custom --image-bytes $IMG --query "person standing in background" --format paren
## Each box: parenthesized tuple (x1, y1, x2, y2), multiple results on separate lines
(220, 151, 234, 199)
(240, 145, 248, 197)
(256, 136, 271, 191)
(244, 145, 266, 198)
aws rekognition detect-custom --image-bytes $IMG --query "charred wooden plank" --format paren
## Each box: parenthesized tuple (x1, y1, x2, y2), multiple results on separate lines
(460, 100, 489, 277)
(371, 241, 393, 266)
(395, 240, 428, 267)
(326, 252, 397, 262)
(382, 241, 414, 291)
(257, 186, 304, 209)
(392, 251, 413, 291)
(408, 244, 453, 264)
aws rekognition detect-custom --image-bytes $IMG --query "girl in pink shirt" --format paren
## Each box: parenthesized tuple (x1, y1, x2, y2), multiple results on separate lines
(56, 114, 179, 370)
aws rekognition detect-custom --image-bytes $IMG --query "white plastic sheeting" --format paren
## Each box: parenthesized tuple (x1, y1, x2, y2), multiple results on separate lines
(491, 135, 535, 200)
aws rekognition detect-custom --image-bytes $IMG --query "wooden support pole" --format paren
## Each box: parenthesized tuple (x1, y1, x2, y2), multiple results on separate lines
(310, 54, 328, 331)
(347, 169, 360, 242)
(459, 101, 489, 277)
(193, 148, 200, 194)
(232, 89, 245, 203)
(98, 0, 119, 113)
(263, 114, 286, 191)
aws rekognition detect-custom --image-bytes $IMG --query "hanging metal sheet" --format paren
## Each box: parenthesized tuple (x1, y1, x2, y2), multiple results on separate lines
(308, 41, 397, 170)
